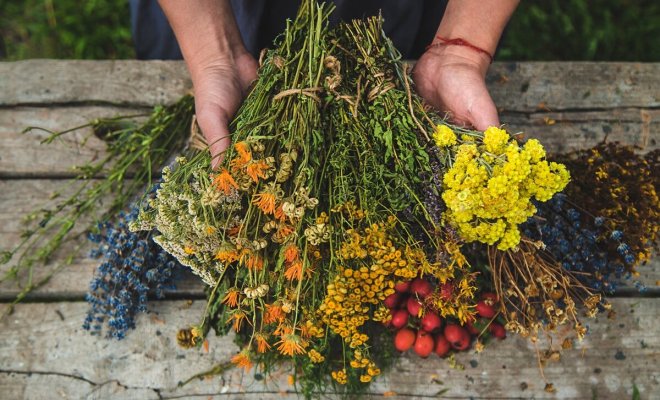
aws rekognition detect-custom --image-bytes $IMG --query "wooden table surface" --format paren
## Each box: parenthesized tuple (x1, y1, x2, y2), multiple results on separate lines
(0, 60, 658, 399)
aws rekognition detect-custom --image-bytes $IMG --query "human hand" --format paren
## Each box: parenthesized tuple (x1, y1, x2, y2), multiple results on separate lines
(412, 44, 499, 131)
(191, 52, 258, 167)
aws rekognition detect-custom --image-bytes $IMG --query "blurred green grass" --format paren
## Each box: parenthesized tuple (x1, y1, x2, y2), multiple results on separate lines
(0, 0, 133, 59)
(500, 0, 660, 61)
(1, 0, 658, 61)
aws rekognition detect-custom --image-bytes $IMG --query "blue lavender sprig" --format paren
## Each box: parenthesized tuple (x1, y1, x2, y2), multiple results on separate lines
(83, 201, 181, 339)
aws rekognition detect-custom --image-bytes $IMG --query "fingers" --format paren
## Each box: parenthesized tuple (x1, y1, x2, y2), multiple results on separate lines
(468, 94, 500, 131)
(195, 101, 232, 169)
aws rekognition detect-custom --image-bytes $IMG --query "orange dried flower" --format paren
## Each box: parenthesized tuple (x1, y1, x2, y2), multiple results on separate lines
(275, 224, 295, 240)
(228, 310, 247, 332)
(253, 191, 277, 214)
(275, 333, 307, 356)
(246, 160, 270, 183)
(230, 141, 252, 170)
(273, 204, 287, 221)
(215, 248, 240, 263)
(231, 348, 253, 371)
(222, 288, 241, 308)
(227, 223, 242, 236)
(283, 244, 300, 264)
(212, 168, 238, 195)
(264, 303, 285, 325)
(284, 260, 304, 281)
(254, 333, 271, 353)
(245, 253, 264, 271)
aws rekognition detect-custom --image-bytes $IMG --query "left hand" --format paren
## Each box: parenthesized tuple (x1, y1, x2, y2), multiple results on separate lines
(412, 44, 499, 131)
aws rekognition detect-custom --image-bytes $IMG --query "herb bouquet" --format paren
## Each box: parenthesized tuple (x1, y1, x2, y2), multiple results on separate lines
(3, 0, 657, 397)
(125, 0, 656, 394)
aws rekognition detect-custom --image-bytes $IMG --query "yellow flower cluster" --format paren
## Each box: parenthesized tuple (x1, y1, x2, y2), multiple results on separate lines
(331, 369, 348, 385)
(440, 126, 570, 250)
(307, 349, 325, 363)
(349, 350, 381, 383)
(319, 218, 431, 347)
(433, 124, 457, 147)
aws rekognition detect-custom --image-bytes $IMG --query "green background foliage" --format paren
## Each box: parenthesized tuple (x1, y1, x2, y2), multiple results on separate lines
(0, 0, 133, 59)
(1, 0, 658, 61)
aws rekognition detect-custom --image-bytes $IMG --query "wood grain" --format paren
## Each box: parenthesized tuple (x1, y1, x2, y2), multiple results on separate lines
(0, 106, 146, 178)
(487, 62, 660, 111)
(0, 179, 204, 299)
(1, 61, 658, 111)
(0, 60, 191, 107)
(0, 299, 657, 399)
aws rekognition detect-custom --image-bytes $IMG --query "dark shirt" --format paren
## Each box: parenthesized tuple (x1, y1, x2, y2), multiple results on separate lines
(130, 0, 447, 60)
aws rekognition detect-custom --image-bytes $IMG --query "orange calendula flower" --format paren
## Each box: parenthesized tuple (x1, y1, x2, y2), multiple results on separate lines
(231, 348, 253, 371)
(273, 204, 287, 221)
(275, 333, 307, 356)
(212, 168, 238, 195)
(284, 260, 304, 281)
(230, 141, 252, 170)
(253, 191, 277, 214)
(275, 224, 295, 240)
(222, 288, 241, 308)
(283, 244, 300, 264)
(244, 253, 264, 271)
(264, 303, 285, 325)
(228, 310, 247, 332)
(246, 160, 270, 183)
(254, 333, 271, 353)
(183, 246, 195, 255)
(215, 248, 240, 263)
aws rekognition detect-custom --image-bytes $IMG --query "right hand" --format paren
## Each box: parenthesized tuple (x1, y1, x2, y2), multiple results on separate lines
(191, 52, 258, 168)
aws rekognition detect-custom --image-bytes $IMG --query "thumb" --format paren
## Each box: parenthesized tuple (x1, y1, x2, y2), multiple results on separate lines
(195, 104, 232, 169)
(469, 95, 500, 131)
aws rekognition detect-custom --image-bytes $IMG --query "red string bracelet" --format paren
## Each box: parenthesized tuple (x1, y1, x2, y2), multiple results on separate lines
(426, 35, 494, 64)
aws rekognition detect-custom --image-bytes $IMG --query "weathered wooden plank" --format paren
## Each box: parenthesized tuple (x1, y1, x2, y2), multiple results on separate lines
(1, 61, 658, 111)
(487, 62, 660, 112)
(0, 106, 145, 178)
(501, 108, 659, 154)
(0, 299, 657, 399)
(1, 107, 656, 176)
(0, 179, 204, 299)
(1, 179, 658, 298)
(0, 60, 191, 107)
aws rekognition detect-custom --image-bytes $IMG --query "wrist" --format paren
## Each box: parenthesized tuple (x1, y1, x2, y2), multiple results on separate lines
(159, 0, 249, 77)
(423, 44, 491, 77)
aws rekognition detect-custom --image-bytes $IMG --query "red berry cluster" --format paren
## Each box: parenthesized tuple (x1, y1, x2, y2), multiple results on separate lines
(385, 277, 506, 358)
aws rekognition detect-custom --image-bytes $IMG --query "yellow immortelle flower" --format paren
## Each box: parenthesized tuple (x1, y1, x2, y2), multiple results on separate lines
(441, 130, 569, 250)
(482, 126, 510, 154)
(433, 124, 457, 147)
